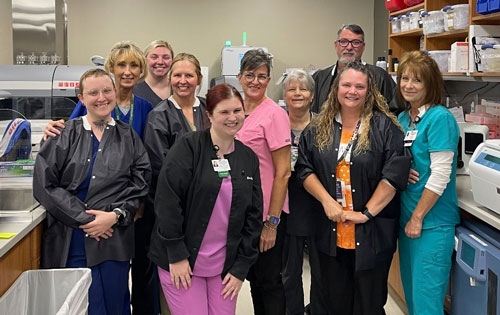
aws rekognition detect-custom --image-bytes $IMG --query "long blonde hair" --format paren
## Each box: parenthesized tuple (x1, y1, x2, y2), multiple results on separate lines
(313, 62, 401, 153)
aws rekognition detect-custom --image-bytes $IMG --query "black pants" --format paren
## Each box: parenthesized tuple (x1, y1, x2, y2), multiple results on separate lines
(282, 235, 328, 315)
(131, 203, 160, 315)
(247, 216, 287, 315)
(318, 248, 391, 315)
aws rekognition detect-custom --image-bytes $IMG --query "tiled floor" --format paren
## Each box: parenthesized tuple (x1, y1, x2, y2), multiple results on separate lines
(236, 256, 407, 315)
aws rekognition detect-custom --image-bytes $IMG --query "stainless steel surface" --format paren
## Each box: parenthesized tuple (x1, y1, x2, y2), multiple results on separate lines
(12, 0, 67, 65)
(0, 177, 37, 213)
(0, 65, 94, 120)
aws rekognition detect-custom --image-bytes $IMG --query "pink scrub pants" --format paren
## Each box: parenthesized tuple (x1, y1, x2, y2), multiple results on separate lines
(158, 266, 238, 315)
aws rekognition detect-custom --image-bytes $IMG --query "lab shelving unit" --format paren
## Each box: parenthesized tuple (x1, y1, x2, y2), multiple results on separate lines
(387, 0, 500, 79)
(386, 1, 500, 311)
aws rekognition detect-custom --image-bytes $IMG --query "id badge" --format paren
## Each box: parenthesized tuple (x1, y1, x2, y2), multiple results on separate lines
(335, 180, 347, 207)
(291, 146, 299, 171)
(335, 180, 343, 203)
(404, 130, 418, 147)
(212, 159, 231, 178)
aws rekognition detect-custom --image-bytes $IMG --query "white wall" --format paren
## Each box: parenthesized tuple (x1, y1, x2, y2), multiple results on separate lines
(0, 0, 13, 64)
(66, 0, 374, 100)
(1, 0, 376, 100)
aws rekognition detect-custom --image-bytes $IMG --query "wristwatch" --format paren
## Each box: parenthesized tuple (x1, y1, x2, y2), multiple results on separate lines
(266, 215, 280, 226)
(113, 208, 126, 225)
(362, 208, 374, 221)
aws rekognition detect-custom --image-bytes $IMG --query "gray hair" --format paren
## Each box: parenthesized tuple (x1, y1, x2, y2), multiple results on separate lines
(283, 69, 315, 97)
(337, 24, 365, 41)
(239, 49, 273, 76)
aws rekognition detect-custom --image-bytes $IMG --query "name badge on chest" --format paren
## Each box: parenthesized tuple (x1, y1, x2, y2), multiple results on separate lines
(212, 159, 231, 178)
(404, 130, 418, 147)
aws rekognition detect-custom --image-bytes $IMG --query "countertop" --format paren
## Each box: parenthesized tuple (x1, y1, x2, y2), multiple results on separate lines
(456, 175, 500, 230)
(0, 206, 45, 257)
(0, 176, 45, 258)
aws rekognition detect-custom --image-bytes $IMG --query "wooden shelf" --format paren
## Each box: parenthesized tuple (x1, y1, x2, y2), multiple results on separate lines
(389, 3, 425, 17)
(387, 0, 500, 82)
(442, 72, 467, 76)
(425, 29, 468, 39)
(471, 72, 500, 76)
(390, 28, 423, 38)
(472, 11, 500, 24)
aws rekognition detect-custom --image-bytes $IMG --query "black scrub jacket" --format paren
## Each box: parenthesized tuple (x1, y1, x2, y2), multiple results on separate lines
(295, 111, 410, 270)
(33, 117, 151, 268)
(149, 129, 263, 281)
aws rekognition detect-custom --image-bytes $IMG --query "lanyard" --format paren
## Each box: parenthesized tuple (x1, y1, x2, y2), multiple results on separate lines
(337, 120, 361, 163)
(114, 94, 134, 126)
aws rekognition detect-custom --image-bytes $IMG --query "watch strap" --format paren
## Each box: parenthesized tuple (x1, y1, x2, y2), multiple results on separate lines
(362, 208, 374, 220)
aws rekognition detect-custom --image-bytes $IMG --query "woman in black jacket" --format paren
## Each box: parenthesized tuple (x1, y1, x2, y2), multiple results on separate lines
(34, 68, 151, 315)
(296, 62, 409, 315)
(149, 83, 263, 315)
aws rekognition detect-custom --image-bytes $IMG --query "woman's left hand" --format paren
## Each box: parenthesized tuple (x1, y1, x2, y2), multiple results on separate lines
(80, 210, 117, 240)
(259, 226, 277, 252)
(343, 211, 368, 225)
(221, 273, 243, 300)
(405, 215, 423, 238)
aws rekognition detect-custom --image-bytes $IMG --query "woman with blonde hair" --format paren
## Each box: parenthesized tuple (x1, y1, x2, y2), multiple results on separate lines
(296, 61, 410, 315)
(45, 40, 153, 139)
(134, 40, 174, 106)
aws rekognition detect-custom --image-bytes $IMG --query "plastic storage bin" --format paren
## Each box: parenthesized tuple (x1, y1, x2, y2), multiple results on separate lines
(480, 44, 500, 72)
(427, 50, 451, 72)
(422, 11, 445, 35)
(490, 0, 500, 13)
(386, 0, 407, 12)
(407, 11, 420, 30)
(443, 4, 469, 31)
(390, 16, 401, 34)
(477, 0, 489, 14)
(0, 268, 91, 315)
(404, 0, 424, 6)
(400, 14, 410, 32)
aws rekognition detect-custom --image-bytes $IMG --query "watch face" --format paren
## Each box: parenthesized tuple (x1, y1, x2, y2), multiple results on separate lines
(268, 216, 280, 225)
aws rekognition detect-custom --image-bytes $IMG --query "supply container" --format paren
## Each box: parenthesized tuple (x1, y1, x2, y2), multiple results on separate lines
(477, 0, 489, 14)
(400, 14, 410, 32)
(407, 11, 420, 30)
(489, 0, 500, 13)
(422, 11, 445, 35)
(404, 0, 424, 6)
(376, 57, 387, 71)
(466, 112, 498, 139)
(480, 44, 500, 72)
(390, 16, 401, 34)
(386, 0, 407, 12)
(426, 50, 451, 72)
(443, 4, 469, 31)
(449, 42, 468, 73)
(0, 268, 92, 315)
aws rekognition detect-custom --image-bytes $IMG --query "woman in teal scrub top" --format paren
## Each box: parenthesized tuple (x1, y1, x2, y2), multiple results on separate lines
(396, 50, 460, 315)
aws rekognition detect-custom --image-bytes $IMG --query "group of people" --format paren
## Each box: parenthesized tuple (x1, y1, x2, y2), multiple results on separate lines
(33, 23, 460, 315)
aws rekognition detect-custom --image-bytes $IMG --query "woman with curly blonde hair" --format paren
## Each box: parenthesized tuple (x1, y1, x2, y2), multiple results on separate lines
(295, 61, 410, 315)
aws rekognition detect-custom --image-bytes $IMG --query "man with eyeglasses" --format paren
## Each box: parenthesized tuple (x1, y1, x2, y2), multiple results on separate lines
(311, 24, 399, 114)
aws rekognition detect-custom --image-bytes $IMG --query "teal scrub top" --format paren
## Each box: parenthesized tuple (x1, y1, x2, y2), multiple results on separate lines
(398, 105, 460, 229)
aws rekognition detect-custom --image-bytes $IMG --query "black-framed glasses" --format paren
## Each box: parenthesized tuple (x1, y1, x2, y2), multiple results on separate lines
(243, 72, 269, 83)
(336, 39, 364, 48)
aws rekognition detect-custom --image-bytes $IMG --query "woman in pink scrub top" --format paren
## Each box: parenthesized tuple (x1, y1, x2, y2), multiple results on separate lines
(148, 84, 263, 315)
(235, 49, 291, 315)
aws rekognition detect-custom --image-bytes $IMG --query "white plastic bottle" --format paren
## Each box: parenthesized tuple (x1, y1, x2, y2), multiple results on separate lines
(376, 57, 387, 71)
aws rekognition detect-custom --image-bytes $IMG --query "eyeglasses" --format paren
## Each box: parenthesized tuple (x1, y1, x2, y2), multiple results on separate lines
(336, 39, 364, 48)
(85, 88, 114, 97)
(243, 72, 269, 83)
